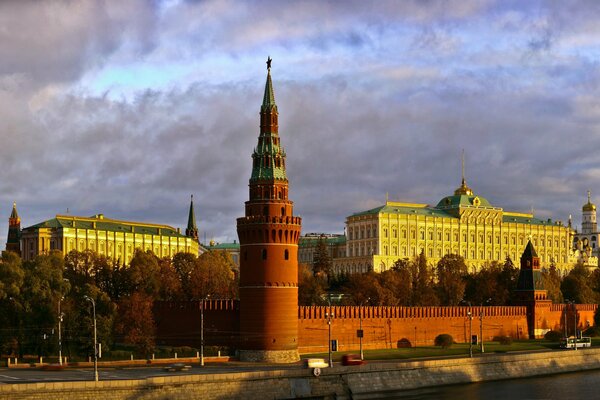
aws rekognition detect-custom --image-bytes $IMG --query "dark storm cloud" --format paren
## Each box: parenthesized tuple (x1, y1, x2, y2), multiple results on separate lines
(1, 0, 600, 246)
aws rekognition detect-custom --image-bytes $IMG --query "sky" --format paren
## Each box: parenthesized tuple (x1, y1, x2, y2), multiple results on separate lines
(1, 0, 600, 245)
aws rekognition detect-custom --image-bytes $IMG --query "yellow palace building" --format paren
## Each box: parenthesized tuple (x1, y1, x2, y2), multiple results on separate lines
(19, 198, 201, 263)
(333, 178, 575, 275)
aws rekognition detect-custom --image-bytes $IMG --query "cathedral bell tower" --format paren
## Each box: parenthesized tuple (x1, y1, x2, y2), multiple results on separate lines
(236, 58, 302, 362)
(582, 191, 597, 234)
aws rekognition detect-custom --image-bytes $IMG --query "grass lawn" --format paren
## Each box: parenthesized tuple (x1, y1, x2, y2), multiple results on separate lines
(300, 339, 577, 362)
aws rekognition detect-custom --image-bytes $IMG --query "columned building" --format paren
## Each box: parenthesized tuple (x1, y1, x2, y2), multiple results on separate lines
(334, 178, 574, 275)
(21, 213, 199, 263)
(237, 59, 302, 362)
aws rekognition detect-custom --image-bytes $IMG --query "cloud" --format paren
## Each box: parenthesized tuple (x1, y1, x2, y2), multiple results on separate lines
(1, 0, 600, 246)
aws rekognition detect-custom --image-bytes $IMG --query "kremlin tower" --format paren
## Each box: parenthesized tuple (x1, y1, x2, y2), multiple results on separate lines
(236, 58, 302, 362)
(186, 195, 199, 241)
(6, 202, 21, 255)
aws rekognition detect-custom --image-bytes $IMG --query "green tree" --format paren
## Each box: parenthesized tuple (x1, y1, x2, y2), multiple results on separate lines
(561, 264, 597, 304)
(413, 250, 438, 306)
(313, 236, 332, 279)
(436, 254, 468, 306)
(298, 263, 326, 305)
(542, 261, 563, 303)
(127, 250, 162, 297)
(172, 252, 197, 297)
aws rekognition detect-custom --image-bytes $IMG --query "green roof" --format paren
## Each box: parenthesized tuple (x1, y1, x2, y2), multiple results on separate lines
(24, 215, 187, 238)
(352, 204, 451, 218)
(299, 235, 346, 247)
(436, 194, 494, 208)
(209, 242, 240, 250)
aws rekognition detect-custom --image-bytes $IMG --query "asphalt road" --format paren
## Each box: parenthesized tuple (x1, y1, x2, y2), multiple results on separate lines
(0, 362, 302, 384)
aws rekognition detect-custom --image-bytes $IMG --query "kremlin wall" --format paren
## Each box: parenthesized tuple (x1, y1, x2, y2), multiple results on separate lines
(153, 300, 597, 354)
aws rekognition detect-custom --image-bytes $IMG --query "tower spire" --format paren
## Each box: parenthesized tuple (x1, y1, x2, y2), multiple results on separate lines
(454, 149, 474, 196)
(237, 60, 302, 363)
(6, 201, 21, 255)
(186, 194, 198, 241)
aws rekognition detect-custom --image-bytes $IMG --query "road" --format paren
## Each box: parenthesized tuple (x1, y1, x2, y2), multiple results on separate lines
(0, 362, 301, 384)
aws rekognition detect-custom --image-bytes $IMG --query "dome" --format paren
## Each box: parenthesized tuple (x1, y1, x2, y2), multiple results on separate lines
(583, 202, 596, 212)
(583, 191, 596, 212)
(454, 178, 474, 196)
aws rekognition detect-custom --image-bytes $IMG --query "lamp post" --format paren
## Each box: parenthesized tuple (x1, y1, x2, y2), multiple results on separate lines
(461, 300, 473, 358)
(201, 295, 211, 366)
(573, 302, 578, 351)
(479, 298, 491, 353)
(467, 310, 473, 358)
(58, 296, 64, 365)
(84, 296, 98, 382)
(359, 297, 370, 361)
(564, 299, 570, 339)
(327, 294, 333, 368)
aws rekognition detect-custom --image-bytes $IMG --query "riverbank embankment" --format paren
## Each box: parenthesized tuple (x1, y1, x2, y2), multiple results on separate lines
(2, 348, 600, 399)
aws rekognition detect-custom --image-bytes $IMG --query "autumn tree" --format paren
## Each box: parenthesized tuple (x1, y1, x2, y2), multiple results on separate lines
(115, 291, 156, 357)
(412, 250, 438, 306)
(189, 250, 237, 299)
(172, 252, 197, 298)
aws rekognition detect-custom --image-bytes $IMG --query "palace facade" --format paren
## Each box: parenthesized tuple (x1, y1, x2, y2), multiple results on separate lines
(333, 178, 575, 275)
(19, 198, 200, 262)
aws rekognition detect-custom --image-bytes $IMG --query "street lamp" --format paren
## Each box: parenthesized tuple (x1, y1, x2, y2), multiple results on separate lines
(326, 293, 334, 368)
(564, 299, 570, 339)
(572, 302, 578, 351)
(461, 300, 473, 358)
(200, 295, 211, 367)
(58, 296, 64, 365)
(479, 298, 491, 353)
(359, 297, 370, 361)
(84, 295, 98, 381)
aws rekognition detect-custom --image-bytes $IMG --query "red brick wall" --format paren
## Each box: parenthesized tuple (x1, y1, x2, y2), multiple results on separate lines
(154, 302, 597, 352)
(298, 306, 528, 353)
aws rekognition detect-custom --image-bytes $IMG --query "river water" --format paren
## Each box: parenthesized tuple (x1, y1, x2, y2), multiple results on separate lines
(395, 369, 600, 399)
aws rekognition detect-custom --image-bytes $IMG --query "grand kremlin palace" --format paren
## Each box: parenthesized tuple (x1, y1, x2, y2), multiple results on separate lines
(20, 213, 199, 263)
(333, 179, 574, 275)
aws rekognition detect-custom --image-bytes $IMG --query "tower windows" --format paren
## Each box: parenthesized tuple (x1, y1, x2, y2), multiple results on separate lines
(284, 249, 289, 260)
(262, 249, 267, 260)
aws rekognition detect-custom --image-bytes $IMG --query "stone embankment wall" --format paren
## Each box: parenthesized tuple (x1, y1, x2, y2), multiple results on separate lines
(4, 349, 600, 400)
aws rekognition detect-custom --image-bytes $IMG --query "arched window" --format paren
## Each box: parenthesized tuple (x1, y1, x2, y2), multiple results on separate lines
(262, 249, 267, 260)
(284, 249, 289, 260)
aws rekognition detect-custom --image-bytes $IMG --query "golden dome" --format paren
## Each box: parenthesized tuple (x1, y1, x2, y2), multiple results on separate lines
(454, 179, 474, 196)
(583, 191, 596, 212)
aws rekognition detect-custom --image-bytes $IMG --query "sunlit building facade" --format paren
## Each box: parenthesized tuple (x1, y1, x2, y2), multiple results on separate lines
(333, 179, 575, 275)
(21, 213, 199, 263)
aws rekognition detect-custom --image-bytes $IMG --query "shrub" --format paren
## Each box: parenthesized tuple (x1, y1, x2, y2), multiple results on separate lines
(583, 326, 600, 337)
(493, 335, 513, 345)
(434, 334, 454, 348)
(397, 338, 412, 348)
(544, 330, 562, 341)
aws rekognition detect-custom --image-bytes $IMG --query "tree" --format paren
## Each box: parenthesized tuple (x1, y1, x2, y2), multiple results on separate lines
(298, 263, 326, 305)
(189, 250, 237, 299)
(561, 264, 597, 304)
(412, 250, 438, 306)
(127, 250, 162, 297)
(542, 261, 563, 303)
(115, 291, 155, 357)
(313, 236, 332, 279)
(172, 252, 197, 298)
(436, 254, 467, 306)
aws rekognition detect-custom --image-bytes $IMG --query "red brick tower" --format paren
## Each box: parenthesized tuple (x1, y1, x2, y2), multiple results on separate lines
(6, 202, 21, 255)
(236, 58, 302, 362)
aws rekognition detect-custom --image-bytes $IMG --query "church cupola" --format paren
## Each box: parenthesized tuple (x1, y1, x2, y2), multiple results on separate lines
(582, 191, 597, 234)
(185, 195, 199, 241)
(6, 202, 21, 255)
